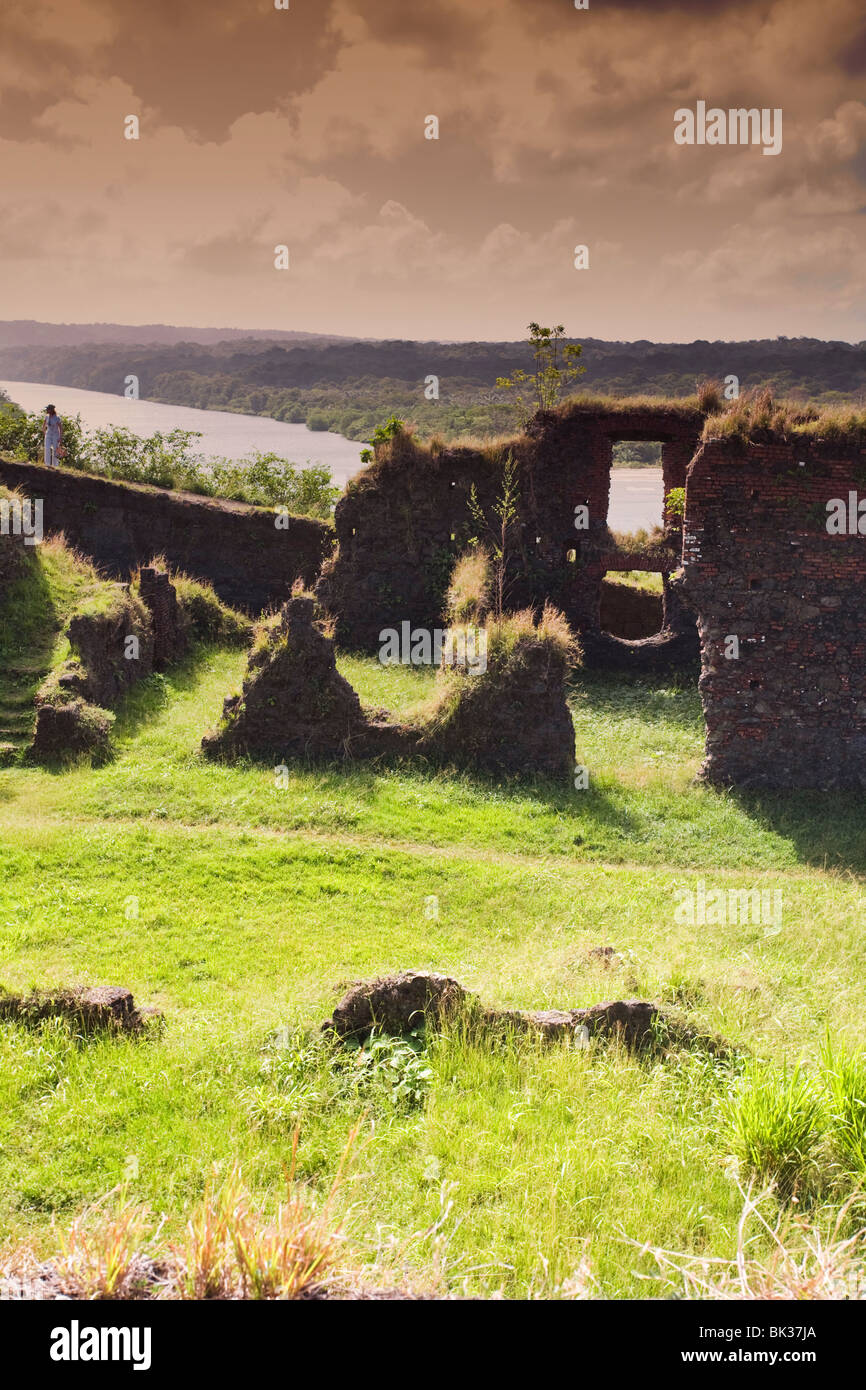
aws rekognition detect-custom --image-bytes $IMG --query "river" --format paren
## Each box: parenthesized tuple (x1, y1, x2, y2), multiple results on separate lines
(1, 380, 366, 489)
(1, 380, 664, 530)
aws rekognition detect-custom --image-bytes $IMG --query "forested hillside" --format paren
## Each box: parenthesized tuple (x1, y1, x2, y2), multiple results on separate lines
(0, 333, 863, 442)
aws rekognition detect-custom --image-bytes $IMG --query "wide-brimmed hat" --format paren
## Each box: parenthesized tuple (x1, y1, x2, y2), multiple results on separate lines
(46, 403, 56, 411)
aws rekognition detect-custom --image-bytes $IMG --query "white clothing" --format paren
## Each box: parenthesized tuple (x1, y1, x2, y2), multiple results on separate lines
(44, 414, 61, 467)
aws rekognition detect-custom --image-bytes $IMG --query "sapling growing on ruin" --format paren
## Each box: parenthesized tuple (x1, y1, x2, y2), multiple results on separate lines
(467, 450, 520, 620)
(496, 322, 585, 428)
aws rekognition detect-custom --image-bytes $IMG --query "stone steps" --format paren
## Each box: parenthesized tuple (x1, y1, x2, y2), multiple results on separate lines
(0, 688, 37, 709)
(0, 707, 35, 737)
(0, 738, 27, 766)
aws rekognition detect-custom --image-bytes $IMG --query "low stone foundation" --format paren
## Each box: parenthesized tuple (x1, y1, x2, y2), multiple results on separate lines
(0, 985, 161, 1033)
(322, 970, 726, 1054)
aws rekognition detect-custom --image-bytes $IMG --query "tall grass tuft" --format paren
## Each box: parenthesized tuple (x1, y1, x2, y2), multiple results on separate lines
(52, 1192, 152, 1299)
(445, 548, 492, 626)
(821, 1035, 866, 1175)
(696, 379, 724, 414)
(721, 1062, 824, 1197)
(176, 1125, 358, 1299)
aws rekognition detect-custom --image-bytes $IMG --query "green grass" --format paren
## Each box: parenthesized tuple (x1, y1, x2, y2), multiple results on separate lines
(1, 642, 865, 1295)
(610, 570, 665, 595)
(0, 537, 111, 748)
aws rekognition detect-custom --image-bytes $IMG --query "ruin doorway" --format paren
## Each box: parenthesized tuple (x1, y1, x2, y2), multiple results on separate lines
(600, 570, 665, 640)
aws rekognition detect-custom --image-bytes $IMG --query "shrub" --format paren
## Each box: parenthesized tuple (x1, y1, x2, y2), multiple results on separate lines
(335, 1029, 433, 1111)
(495, 322, 586, 428)
(445, 548, 492, 626)
(665, 487, 686, 521)
(1, 413, 338, 518)
(721, 1062, 825, 1197)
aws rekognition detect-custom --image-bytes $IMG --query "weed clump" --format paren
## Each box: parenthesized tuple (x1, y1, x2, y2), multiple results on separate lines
(702, 388, 866, 446)
(720, 1062, 825, 1198)
(445, 547, 492, 626)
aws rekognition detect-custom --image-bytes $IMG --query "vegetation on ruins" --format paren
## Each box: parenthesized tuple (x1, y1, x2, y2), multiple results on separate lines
(702, 387, 866, 447)
(3, 389, 866, 1300)
(665, 487, 686, 521)
(496, 323, 586, 427)
(467, 449, 521, 619)
(444, 549, 493, 626)
(0, 515, 251, 765)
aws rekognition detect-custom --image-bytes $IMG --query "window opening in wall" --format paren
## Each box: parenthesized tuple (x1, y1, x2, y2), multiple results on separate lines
(608, 441, 666, 545)
(600, 570, 665, 640)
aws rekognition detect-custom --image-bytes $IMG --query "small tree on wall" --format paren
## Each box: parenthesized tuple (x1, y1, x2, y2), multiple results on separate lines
(468, 450, 520, 619)
(496, 323, 586, 429)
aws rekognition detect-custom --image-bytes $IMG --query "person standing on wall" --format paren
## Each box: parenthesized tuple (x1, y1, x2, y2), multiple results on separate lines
(43, 404, 63, 467)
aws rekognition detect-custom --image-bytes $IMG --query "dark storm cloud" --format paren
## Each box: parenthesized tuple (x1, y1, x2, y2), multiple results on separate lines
(838, 21, 866, 75)
(350, 0, 487, 66)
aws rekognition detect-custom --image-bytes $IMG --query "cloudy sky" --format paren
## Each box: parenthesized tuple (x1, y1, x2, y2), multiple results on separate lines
(1, 0, 864, 341)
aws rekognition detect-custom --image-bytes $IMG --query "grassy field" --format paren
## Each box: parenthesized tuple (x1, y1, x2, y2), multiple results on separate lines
(1, 638, 865, 1297)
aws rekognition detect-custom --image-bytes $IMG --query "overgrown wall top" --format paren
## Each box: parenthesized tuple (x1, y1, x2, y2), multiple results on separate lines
(0, 458, 333, 614)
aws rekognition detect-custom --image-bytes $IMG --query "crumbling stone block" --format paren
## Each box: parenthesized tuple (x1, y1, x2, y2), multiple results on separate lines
(66, 588, 154, 707)
(30, 698, 114, 761)
(138, 566, 188, 669)
(322, 971, 726, 1055)
(0, 985, 162, 1033)
(203, 595, 392, 761)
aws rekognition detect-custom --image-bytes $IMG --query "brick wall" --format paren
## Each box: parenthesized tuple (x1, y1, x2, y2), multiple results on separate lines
(317, 403, 703, 663)
(0, 458, 333, 614)
(679, 435, 866, 788)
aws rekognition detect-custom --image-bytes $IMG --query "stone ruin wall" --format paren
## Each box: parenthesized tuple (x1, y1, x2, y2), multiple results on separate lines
(0, 457, 332, 614)
(316, 403, 703, 670)
(7, 407, 866, 789)
(678, 434, 866, 789)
